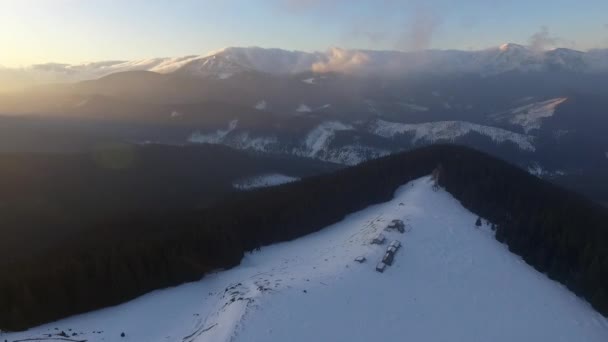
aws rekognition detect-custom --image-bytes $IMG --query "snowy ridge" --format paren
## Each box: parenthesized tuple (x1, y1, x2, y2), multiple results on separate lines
(187, 118, 534, 166)
(103, 55, 201, 74)
(233, 174, 299, 190)
(5, 45, 608, 87)
(371, 119, 536, 151)
(5, 177, 608, 342)
(182, 45, 606, 76)
(200, 47, 321, 75)
(176, 55, 249, 79)
(493, 98, 568, 133)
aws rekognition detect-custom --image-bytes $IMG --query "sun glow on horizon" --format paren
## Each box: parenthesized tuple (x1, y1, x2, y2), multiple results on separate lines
(0, 0, 607, 68)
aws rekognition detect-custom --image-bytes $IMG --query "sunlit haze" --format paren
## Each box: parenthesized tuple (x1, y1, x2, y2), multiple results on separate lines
(1, 0, 608, 340)
(1, 0, 608, 66)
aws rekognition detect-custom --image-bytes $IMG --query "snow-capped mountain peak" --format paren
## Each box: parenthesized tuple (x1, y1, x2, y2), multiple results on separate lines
(544, 48, 587, 71)
(499, 43, 528, 53)
(175, 54, 251, 79)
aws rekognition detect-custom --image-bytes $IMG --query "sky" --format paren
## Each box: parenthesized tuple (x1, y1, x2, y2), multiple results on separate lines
(1, 0, 607, 67)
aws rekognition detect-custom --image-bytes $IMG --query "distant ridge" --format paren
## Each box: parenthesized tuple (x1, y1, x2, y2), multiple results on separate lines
(2, 44, 608, 87)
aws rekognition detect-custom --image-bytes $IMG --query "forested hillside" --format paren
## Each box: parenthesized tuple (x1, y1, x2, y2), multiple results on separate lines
(0, 144, 338, 259)
(1, 145, 607, 331)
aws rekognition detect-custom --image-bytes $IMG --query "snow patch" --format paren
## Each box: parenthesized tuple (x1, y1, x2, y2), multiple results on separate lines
(296, 104, 312, 113)
(233, 174, 299, 190)
(189, 120, 238, 144)
(365, 100, 381, 116)
(218, 72, 233, 80)
(398, 102, 429, 112)
(528, 163, 545, 178)
(254, 100, 267, 110)
(371, 119, 535, 151)
(300, 121, 353, 158)
(528, 163, 567, 178)
(302, 78, 315, 84)
(230, 132, 278, 151)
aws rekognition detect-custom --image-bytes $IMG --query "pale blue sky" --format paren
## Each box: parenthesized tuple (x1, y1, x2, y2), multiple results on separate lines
(0, 0, 607, 66)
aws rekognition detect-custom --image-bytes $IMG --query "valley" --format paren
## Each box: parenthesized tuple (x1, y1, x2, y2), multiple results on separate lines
(2, 46, 607, 202)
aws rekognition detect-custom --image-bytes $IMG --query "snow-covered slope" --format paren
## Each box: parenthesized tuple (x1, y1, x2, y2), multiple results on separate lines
(187, 118, 534, 166)
(5, 177, 608, 342)
(187, 120, 378, 165)
(493, 98, 568, 133)
(291, 121, 389, 165)
(371, 119, 536, 151)
(173, 54, 252, 79)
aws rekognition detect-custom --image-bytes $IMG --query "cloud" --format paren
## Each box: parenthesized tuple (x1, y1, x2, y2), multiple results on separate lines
(311, 48, 371, 73)
(278, 0, 443, 52)
(397, 4, 442, 51)
(30, 63, 74, 74)
(527, 26, 578, 51)
(528, 26, 560, 52)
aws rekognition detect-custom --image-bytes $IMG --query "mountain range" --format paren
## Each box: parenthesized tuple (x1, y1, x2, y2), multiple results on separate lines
(2, 44, 608, 89)
(1, 43, 608, 338)
(0, 44, 607, 203)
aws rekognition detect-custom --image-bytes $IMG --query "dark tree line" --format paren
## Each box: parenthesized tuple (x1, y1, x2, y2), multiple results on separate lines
(0, 144, 337, 260)
(1, 144, 607, 331)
